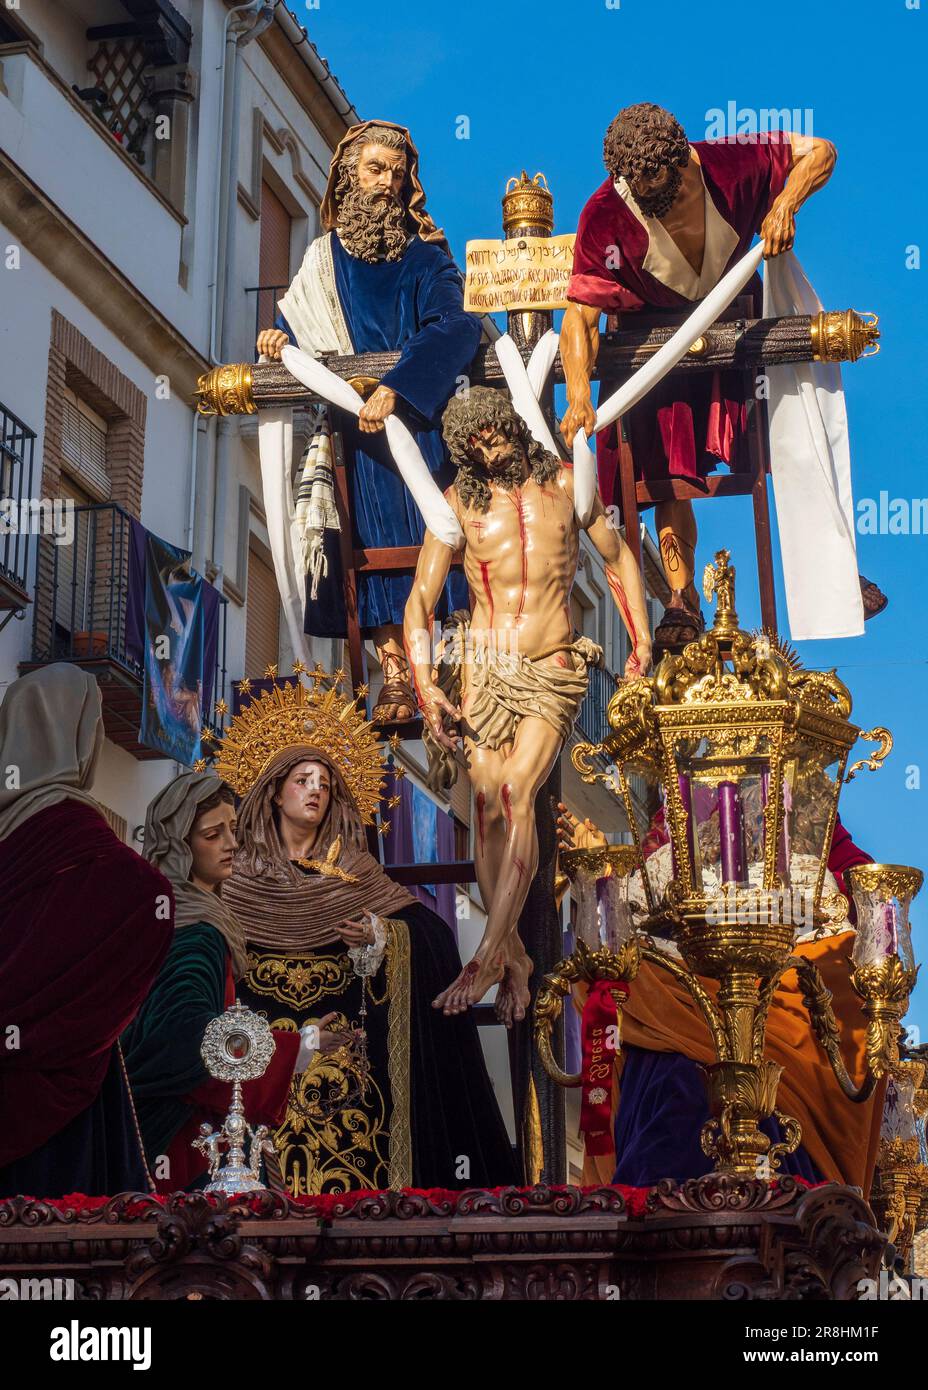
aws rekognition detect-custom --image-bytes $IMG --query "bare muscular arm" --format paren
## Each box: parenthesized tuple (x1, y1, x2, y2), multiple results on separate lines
(404, 524, 460, 749)
(585, 497, 653, 678)
(761, 131, 836, 258)
(559, 301, 602, 449)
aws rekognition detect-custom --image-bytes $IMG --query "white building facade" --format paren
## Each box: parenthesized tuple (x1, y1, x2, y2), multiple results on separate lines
(0, 0, 357, 838)
(1, 0, 664, 1174)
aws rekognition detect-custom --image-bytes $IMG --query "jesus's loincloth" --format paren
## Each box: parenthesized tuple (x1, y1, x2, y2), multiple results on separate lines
(465, 636, 603, 751)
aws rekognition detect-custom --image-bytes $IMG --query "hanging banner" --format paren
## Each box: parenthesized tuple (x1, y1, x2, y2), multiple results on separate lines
(139, 531, 205, 764)
(464, 233, 576, 312)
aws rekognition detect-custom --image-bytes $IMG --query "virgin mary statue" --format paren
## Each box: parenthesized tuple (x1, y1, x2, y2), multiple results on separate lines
(216, 671, 516, 1195)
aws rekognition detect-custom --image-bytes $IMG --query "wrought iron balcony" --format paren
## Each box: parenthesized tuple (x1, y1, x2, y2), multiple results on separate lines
(245, 284, 289, 361)
(0, 401, 36, 624)
(22, 502, 227, 760)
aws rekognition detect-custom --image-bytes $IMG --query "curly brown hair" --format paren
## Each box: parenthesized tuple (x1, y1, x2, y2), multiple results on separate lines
(603, 103, 690, 183)
(441, 387, 561, 513)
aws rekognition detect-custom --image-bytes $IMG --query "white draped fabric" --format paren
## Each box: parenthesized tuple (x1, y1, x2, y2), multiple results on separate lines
(257, 407, 314, 666)
(493, 331, 597, 525)
(762, 252, 863, 639)
(280, 346, 465, 551)
(565, 242, 862, 642)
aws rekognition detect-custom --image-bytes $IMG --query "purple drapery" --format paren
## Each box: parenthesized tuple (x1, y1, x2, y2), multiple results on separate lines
(381, 771, 457, 939)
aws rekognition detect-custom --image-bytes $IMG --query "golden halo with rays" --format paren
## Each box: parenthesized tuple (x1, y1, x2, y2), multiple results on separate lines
(213, 669, 389, 826)
(751, 626, 804, 671)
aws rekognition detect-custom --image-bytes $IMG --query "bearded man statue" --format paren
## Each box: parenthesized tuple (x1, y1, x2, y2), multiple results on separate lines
(257, 120, 479, 723)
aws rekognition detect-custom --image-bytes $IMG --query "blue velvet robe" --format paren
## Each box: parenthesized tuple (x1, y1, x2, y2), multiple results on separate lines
(612, 1046, 822, 1186)
(278, 234, 478, 635)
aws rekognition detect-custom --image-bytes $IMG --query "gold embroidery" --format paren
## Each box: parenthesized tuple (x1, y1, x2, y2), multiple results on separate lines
(244, 950, 393, 1195)
(243, 934, 413, 1195)
(385, 918, 413, 1188)
(245, 951, 351, 1011)
(273, 1012, 391, 1195)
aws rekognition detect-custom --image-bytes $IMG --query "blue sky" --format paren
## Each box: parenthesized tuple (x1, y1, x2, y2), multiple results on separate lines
(307, 0, 928, 1029)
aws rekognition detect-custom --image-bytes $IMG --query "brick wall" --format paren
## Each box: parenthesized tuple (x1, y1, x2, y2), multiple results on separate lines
(34, 313, 148, 660)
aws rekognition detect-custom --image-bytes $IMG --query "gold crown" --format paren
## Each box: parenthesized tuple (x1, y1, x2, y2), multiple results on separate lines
(201, 665, 400, 829)
(502, 171, 554, 236)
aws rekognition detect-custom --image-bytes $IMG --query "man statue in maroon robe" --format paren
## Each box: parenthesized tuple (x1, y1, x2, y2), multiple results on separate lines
(559, 103, 883, 649)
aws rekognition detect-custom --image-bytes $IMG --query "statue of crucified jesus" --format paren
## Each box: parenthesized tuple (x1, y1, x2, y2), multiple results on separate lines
(403, 387, 652, 1025)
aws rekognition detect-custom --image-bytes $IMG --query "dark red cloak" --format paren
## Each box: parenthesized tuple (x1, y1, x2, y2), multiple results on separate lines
(0, 801, 174, 1168)
(567, 134, 794, 503)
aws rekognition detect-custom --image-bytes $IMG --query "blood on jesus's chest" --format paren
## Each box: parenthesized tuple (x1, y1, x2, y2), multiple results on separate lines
(463, 488, 576, 590)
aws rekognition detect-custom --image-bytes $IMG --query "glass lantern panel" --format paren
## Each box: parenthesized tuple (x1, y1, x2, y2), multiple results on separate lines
(673, 740, 772, 892)
(852, 888, 917, 971)
(881, 1072, 919, 1144)
(596, 872, 636, 953)
(785, 759, 841, 893)
(572, 864, 601, 951)
(606, 758, 664, 924)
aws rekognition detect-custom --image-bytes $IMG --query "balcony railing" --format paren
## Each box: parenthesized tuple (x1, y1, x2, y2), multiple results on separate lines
(27, 502, 227, 755)
(245, 284, 289, 361)
(575, 662, 618, 749)
(571, 661, 651, 815)
(0, 401, 36, 613)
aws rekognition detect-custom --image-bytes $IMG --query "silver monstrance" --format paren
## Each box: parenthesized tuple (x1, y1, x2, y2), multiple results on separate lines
(193, 1001, 277, 1196)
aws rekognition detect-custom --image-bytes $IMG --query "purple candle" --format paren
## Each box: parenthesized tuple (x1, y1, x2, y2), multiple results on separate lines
(718, 782, 745, 884)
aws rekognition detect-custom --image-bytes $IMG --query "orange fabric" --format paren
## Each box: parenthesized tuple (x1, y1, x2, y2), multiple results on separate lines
(578, 932, 884, 1193)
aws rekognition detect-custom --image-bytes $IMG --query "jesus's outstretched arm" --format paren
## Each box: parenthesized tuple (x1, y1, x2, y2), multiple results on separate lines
(585, 497, 653, 679)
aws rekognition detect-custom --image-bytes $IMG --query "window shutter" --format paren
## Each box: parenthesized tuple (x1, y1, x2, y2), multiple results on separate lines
(61, 388, 110, 501)
(245, 547, 280, 678)
(258, 181, 292, 335)
(54, 472, 93, 637)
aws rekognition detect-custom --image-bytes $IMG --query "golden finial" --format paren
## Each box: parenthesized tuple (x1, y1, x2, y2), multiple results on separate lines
(392, 764, 406, 780)
(193, 758, 207, 773)
(388, 794, 402, 809)
(502, 170, 554, 236)
(378, 820, 391, 836)
(292, 659, 307, 676)
(388, 733, 401, 752)
(214, 698, 228, 719)
(356, 683, 369, 699)
(237, 678, 252, 697)
(264, 663, 278, 679)
(702, 549, 738, 637)
(332, 667, 345, 685)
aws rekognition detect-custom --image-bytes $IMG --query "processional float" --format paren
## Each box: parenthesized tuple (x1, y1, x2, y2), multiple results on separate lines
(537, 551, 922, 1225)
(193, 174, 918, 1225)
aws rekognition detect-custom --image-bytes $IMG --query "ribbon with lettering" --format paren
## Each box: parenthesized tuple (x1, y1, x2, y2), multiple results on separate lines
(579, 978, 629, 1156)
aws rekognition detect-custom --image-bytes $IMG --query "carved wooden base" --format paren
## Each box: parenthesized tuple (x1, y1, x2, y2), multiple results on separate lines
(0, 1179, 886, 1301)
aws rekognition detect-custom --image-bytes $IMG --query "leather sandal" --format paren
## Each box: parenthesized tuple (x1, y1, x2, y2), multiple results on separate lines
(859, 574, 888, 621)
(372, 675, 418, 723)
